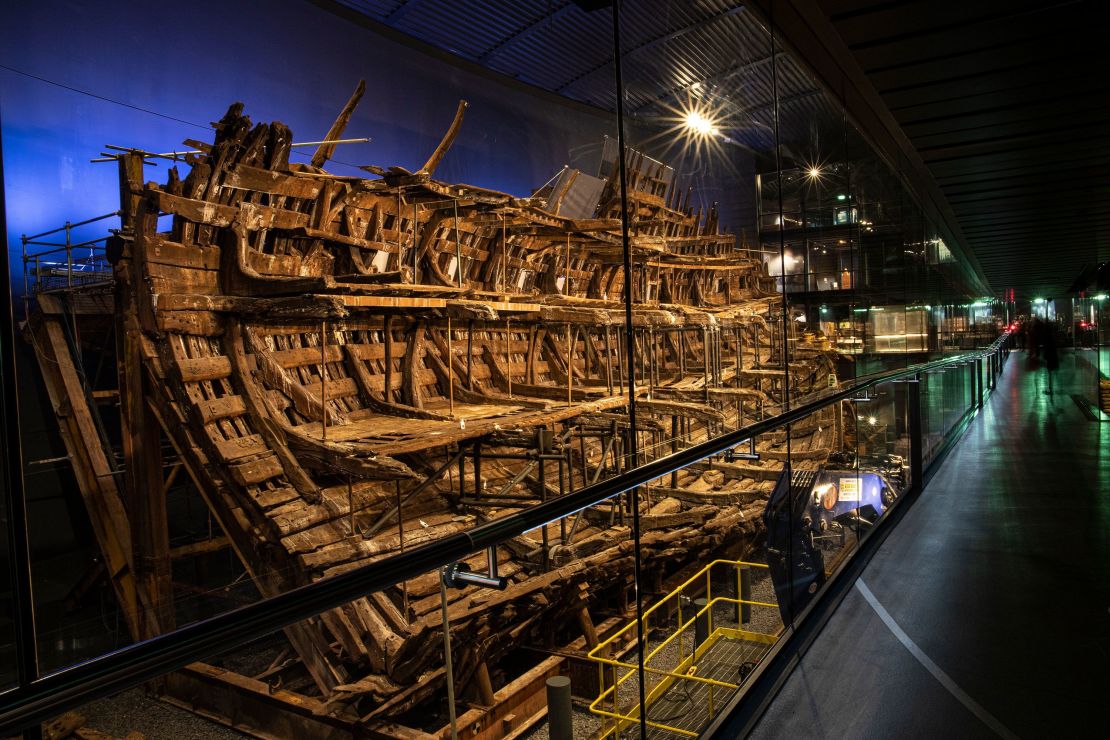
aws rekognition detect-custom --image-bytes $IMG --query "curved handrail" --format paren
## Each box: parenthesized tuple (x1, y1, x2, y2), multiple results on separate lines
(0, 333, 1011, 735)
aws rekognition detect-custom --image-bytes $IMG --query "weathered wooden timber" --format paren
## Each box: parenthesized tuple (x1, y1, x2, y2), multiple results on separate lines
(25, 85, 842, 737)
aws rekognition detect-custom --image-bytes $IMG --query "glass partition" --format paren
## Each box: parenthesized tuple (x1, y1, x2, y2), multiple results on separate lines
(0, 451, 13, 692)
(1, 1, 1004, 737)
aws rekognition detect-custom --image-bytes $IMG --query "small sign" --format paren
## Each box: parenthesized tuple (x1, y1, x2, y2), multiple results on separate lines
(828, 373, 837, 389)
(839, 476, 861, 502)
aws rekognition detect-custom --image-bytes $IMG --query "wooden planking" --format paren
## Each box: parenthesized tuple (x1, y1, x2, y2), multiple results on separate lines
(212, 434, 269, 462)
(194, 394, 248, 423)
(153, 189, 310, 231)
(231, 454, 285, 486)
(177, 355, 231, 381)
(223, 163, 324, 199)
(270, 344, 344, 368)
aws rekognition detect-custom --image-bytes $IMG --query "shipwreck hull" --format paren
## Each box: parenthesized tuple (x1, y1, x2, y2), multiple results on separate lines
(24, 93, 845, 734)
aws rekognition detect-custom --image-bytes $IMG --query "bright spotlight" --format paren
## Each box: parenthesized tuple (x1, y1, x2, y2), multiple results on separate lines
(684, 110, 716, 136)
(808, 166, 821, 179)
(868, 416, 877, 426)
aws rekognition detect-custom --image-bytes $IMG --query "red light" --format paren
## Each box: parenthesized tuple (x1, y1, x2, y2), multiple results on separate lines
(1080, 321, 1089, 328)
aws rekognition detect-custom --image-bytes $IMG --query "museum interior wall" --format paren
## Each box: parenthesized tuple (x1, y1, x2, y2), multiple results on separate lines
(1, 1, 1007, 736)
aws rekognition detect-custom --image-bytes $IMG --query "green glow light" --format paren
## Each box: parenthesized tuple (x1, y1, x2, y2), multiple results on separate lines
(1033, 297, 1046, 304)
(1094, 294, 1109, 301)
(837, 194, 847, 201)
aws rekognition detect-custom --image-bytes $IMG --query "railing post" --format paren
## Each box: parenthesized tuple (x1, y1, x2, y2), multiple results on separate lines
(975, 358, 984, 408)
(65, 221, 72, 288)
(970, 360, 977, 411)
(908, 373, 922, 495)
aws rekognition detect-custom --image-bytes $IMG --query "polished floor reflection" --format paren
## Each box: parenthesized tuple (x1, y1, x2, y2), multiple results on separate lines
(751, 351, 1110, 739)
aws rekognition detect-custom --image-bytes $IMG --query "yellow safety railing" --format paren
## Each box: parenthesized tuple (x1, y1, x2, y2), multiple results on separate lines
(587, 559, 779, 738)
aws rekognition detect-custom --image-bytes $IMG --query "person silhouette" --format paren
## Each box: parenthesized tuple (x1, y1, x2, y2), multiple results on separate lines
(1043, 323, 1059, 395)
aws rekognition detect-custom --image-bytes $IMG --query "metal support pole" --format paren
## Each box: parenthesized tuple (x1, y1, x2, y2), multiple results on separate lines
(908, 374, 923, 495)
(694, 597, 710, 650)
(439, 577, 458, 740)
(545, 676, 573, 740)
(611, 6, 649, 734)
(738, 565, 752, 624)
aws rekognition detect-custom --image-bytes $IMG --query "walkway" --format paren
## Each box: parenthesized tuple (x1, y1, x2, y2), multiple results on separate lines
(749, 351, 1110, 739)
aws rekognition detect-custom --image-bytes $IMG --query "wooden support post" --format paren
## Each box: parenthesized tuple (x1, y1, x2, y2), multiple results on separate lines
(703, 326, 711, 402)
(538, 431, 549, 572)
(119, 205, 173, 641)
(505, 319, 512, 398)
(347, 475, 355, 536)
(466, 319, 474, 390)
(500, 213, 507, 294)
(735, 327, 742, 386)
(395, 480, 409, 620)
(412, 200, 419, 281)
(564, 232, 571, 294)
(566, 324, 573, 408)
(447, 317, 455, 416)
(474, 441, 482, 500)
(383, 315, 393, 402)
(679, 329, 686, 376)
(320, 320, 327, 441)
(671, 415, 679, 488)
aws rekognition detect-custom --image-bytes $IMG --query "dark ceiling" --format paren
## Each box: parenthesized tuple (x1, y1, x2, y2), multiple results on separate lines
(322, 0, 1108, 300)
(817, 0, 1110, 300)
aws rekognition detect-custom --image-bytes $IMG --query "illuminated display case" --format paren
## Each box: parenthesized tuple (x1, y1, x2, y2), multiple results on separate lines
(871, 307, 929, 353)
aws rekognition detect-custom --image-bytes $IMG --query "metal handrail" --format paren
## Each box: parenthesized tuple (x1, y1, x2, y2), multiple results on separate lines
(21, 212, 119, 300)
(0, 333, 1011, 735)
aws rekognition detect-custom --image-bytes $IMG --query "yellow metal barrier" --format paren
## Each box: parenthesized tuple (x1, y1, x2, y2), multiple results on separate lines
(587, 559, 779, 738)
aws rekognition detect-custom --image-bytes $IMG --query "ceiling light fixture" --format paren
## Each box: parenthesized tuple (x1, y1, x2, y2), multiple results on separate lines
(683, 110, 717, 137)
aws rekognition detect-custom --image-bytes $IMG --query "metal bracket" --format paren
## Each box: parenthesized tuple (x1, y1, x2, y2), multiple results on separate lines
(441, 546, 509, 590)
(724, 437, 759, 462)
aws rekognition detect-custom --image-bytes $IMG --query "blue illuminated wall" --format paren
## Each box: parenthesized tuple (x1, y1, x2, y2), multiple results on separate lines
(1, 0, 618, 291)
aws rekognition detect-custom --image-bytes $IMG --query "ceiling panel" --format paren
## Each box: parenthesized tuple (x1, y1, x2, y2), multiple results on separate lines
(819, 0, 1110, 299)
(322, 0, 1107, 300)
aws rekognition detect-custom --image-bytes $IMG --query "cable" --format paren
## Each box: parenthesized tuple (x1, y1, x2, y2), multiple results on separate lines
(0, 63, 367, 171)
(0, 63, 209, 130)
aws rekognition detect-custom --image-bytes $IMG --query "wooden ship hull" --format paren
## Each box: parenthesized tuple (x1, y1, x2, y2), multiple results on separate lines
(26, 87, 843, 737)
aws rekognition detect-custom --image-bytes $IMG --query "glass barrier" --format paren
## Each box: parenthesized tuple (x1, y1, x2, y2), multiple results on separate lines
(0, 455, 13, 692)
(1, 0, 1008, 736)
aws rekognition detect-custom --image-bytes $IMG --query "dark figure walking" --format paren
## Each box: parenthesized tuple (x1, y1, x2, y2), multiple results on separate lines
(1044, 327, 1059, 396)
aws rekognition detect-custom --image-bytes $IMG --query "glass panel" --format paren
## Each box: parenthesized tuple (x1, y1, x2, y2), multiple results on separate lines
(0, 441, 14, 692)
(3, 0, 636, 698)
(0, 1, 1012, 735)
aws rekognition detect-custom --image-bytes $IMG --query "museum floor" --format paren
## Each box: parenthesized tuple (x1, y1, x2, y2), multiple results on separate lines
(750, 350, 1110, 739)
